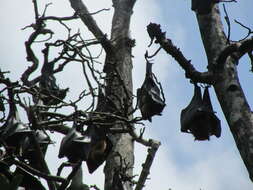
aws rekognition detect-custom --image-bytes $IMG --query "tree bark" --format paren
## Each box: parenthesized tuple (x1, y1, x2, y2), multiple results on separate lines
(196, 4, 253, 181)
(104, 1, 136, 190)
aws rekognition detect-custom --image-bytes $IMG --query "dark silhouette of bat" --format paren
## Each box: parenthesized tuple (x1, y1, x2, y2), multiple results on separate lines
(0, 106, 31, 148)
(86, 126, 112, 174)
(21, 130, 52, 170)
(180, 84, 221, 140)
(202, 86, 221, 138)
(39, 61, 68, 105)
(84, 86, 113, 173)
(137, 60, 166, 122)
(58, 125, 92, 163)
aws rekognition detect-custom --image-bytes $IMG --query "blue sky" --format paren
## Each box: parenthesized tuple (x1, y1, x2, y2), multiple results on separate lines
(1, 1, 253, 190)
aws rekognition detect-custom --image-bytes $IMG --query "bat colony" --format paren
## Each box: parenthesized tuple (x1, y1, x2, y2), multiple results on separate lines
(0, 57, 221, 189)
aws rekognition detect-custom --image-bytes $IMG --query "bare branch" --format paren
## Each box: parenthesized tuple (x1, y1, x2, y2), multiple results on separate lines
(41, 15, 79, 22)
(135, 140, 161, 190)
(32, 0, 39, 20)
(216, 37, 253, 70)
(223, 4, 231, 44)
(21, 19, 53, 86)
(248, 52, 253, 72)
(68, 0, 114, 54)
(234, 19, 253, 41)
(11, 159, 66, 183)
(146, 23, 215, 84)
(28, 132, 57, 190)
(219, 0, 237, 2)
(42, 3, 53, 17)
(145, 48, 162, 59)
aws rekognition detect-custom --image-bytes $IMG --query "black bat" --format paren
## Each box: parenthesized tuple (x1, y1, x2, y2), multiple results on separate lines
(137, 60, 166, 122)
(58, 125, 92, 163)
(180, 84, 221, 140)
(86, 126, 112, 174)
(202, 86, 221, 138)
(21, 130, 52, 170)
(39, 74, 68, 105)
(85, 86, 113, 173)
(39, 61, 68, 105)
(0, 106, 31, 148)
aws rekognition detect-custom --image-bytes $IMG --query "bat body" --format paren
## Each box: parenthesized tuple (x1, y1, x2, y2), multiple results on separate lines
(137, 61, 165, 122)
(86, 126, 112, 173)
(180, 84, 221, 140)
(58, 126, 92, 163)
(0, 107, 31, 148)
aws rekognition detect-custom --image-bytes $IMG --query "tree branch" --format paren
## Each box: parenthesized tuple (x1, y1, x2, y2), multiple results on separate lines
(11, 159, 66, 183)
(146, 23, 215, 84)
(29, 132, 57, 190)
(216, 37, 253, 70)
(135, 140, 160, 190)
(68, 0, 114, 54)
(21, 19, 53, 86)
(195, 4, 253, 182)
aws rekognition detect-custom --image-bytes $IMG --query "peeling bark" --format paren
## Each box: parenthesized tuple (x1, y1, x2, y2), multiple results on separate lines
(196, 5, 253, 181)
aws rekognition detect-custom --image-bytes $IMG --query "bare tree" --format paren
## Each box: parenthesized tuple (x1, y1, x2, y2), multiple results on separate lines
(0, 1, 253, 190)
(146, 0, 253, 182)
(0, 1, 161, 190)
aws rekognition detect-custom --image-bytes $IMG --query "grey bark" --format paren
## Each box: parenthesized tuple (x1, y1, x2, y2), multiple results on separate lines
(103, 1, 136, 190)
(196, 5, 253, 181)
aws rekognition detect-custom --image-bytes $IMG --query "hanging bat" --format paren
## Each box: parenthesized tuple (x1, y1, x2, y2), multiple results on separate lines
(39, 74, 69, 105)
(58, 125, 92, 163)
(83, 86, 114, 173)
(0, 106, 31, 148)
(180, 83, 208, 140)
(137, 60, 166, 122)
(39, 61, 69, 105)
(21, 130, 53, 170)
(86, 126, 112, 173)
(202, 86, 221, 138)
(180, 83, 221, 140)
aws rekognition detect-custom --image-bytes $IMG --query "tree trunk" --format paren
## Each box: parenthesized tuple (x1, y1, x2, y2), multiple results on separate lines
(104, 1, 136, 190)
(196, 4, 253, 181)
(68, 0, 136, 189)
